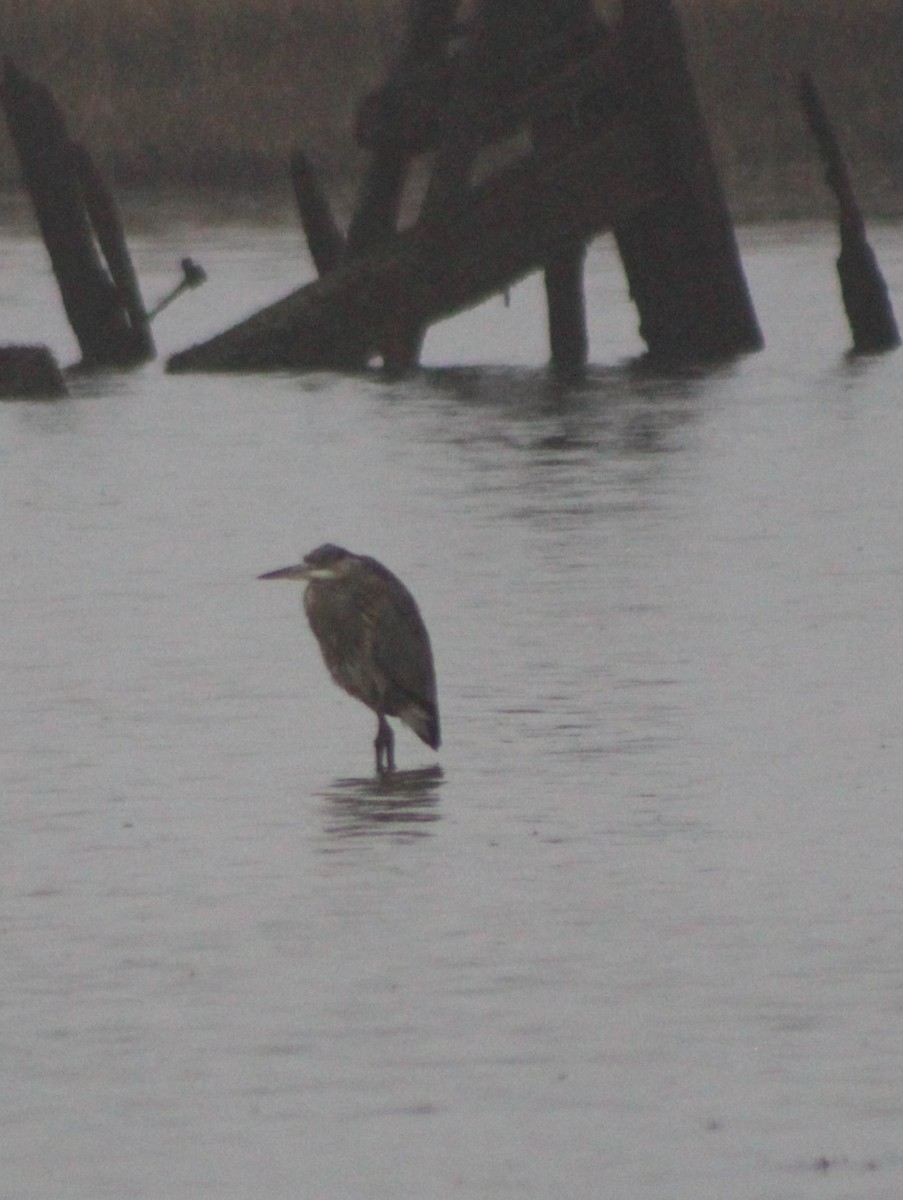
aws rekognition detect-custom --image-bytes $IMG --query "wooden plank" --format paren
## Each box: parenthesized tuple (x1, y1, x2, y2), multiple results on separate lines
(168, 115, 672, 372)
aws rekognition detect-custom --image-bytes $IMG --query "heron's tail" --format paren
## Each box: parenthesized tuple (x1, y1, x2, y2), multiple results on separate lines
(401, 700, 441, 750)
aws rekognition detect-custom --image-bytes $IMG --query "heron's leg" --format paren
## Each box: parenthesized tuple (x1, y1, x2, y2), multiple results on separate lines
(375, 715, 395, 774)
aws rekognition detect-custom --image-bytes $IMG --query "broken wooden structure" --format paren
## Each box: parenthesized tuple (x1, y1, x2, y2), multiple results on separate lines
(0, 59, 154, 368)
(169, 0, 763, 375)
(798, 71, 899, 355)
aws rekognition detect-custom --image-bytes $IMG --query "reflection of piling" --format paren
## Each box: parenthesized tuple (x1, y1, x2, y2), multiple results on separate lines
(169, 0, 762, 375)
(799, 72, 899, 354)
(0, 59, 154, 367)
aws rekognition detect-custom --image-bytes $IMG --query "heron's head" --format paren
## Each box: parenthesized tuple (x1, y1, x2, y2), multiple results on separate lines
(258, 543, 355, 583)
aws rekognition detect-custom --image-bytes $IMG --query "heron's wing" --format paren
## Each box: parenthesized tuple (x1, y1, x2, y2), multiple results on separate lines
(371, 586, 436, 704)
(368, 574, 440, 749)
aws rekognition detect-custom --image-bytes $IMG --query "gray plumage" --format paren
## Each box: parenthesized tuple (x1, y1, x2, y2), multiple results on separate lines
(259, 544, 440, 773)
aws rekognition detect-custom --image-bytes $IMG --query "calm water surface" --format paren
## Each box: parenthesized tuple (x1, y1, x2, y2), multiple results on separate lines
(1, 204, 903, 1199)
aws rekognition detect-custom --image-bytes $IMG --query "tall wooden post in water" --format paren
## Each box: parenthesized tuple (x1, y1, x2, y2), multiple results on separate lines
(798, 72, 899, 354)
(1, 60, 154, 367)
(614, 0, 763, 360)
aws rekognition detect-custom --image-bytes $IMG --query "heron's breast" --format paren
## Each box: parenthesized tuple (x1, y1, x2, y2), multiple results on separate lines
(304, 586, 383, 706)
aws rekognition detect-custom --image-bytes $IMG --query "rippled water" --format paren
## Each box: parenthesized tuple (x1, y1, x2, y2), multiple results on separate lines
(2, 203, 903, 1198)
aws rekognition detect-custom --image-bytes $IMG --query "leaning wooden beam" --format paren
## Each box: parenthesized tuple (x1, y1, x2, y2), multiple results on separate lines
(290, 151, 346, 276)
(799, 72, 899, 354)
(73, 145, 154, 360)
(168, 115, 673, 372)
(345, 144, 409, 261)
(0, 60, 153, 367)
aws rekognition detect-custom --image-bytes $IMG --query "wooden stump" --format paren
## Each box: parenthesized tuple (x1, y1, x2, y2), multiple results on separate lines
(0, 60, 153, 367)
(799, 72, 899, 354)
(0, 344, 67, 397)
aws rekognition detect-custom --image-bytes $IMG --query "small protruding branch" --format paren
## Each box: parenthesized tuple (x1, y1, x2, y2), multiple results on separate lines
(147, 258, 207, 321)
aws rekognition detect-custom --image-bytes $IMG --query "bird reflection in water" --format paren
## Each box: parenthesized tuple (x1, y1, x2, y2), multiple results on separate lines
(320, 765, 444, 839)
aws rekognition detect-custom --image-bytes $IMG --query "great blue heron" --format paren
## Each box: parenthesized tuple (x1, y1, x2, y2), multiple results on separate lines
(259, 543, 440, 774)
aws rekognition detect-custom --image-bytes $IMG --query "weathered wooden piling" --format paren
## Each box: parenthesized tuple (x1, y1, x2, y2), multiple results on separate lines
(615, 0, 763, 361)
(799, 72, 899, 355)
(0, 60, 154, 367)
(290, 151, 346, 277)
(544, 244, 589, 377)
(531, 1, 598, 376)
(168, 0, 761, 374)
(73, 145, 154, 359)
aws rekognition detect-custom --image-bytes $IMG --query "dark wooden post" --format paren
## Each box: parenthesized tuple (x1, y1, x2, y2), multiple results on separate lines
(615, 0, 762, 361)
(799, 72, 899, 354)
(534, 1, 597, 375)
(348, 0, 459, 256)
(544, 245, 589, 376)
(74, 145, 154, 361)
(0, 60, 153, 367)
(348, 0, 461, 368)
(290, 151, 346, 277)
(419, 1, 493, 223)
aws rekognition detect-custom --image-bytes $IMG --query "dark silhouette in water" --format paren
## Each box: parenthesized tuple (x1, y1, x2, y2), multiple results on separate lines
(259, 544, 440, 774)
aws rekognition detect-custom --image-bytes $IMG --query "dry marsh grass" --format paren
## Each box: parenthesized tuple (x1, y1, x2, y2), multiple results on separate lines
(680, 0, 903, 215)
(1, 0, 900, 215)
(1, 0, 407, 187)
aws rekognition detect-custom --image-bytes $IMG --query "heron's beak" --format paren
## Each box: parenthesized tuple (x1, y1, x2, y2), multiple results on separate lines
(258, 562, 337, 581)
(258, 562, 312, 581)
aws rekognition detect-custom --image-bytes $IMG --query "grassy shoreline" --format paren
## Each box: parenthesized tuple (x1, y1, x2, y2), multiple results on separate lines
(1, 0, 900, 220)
